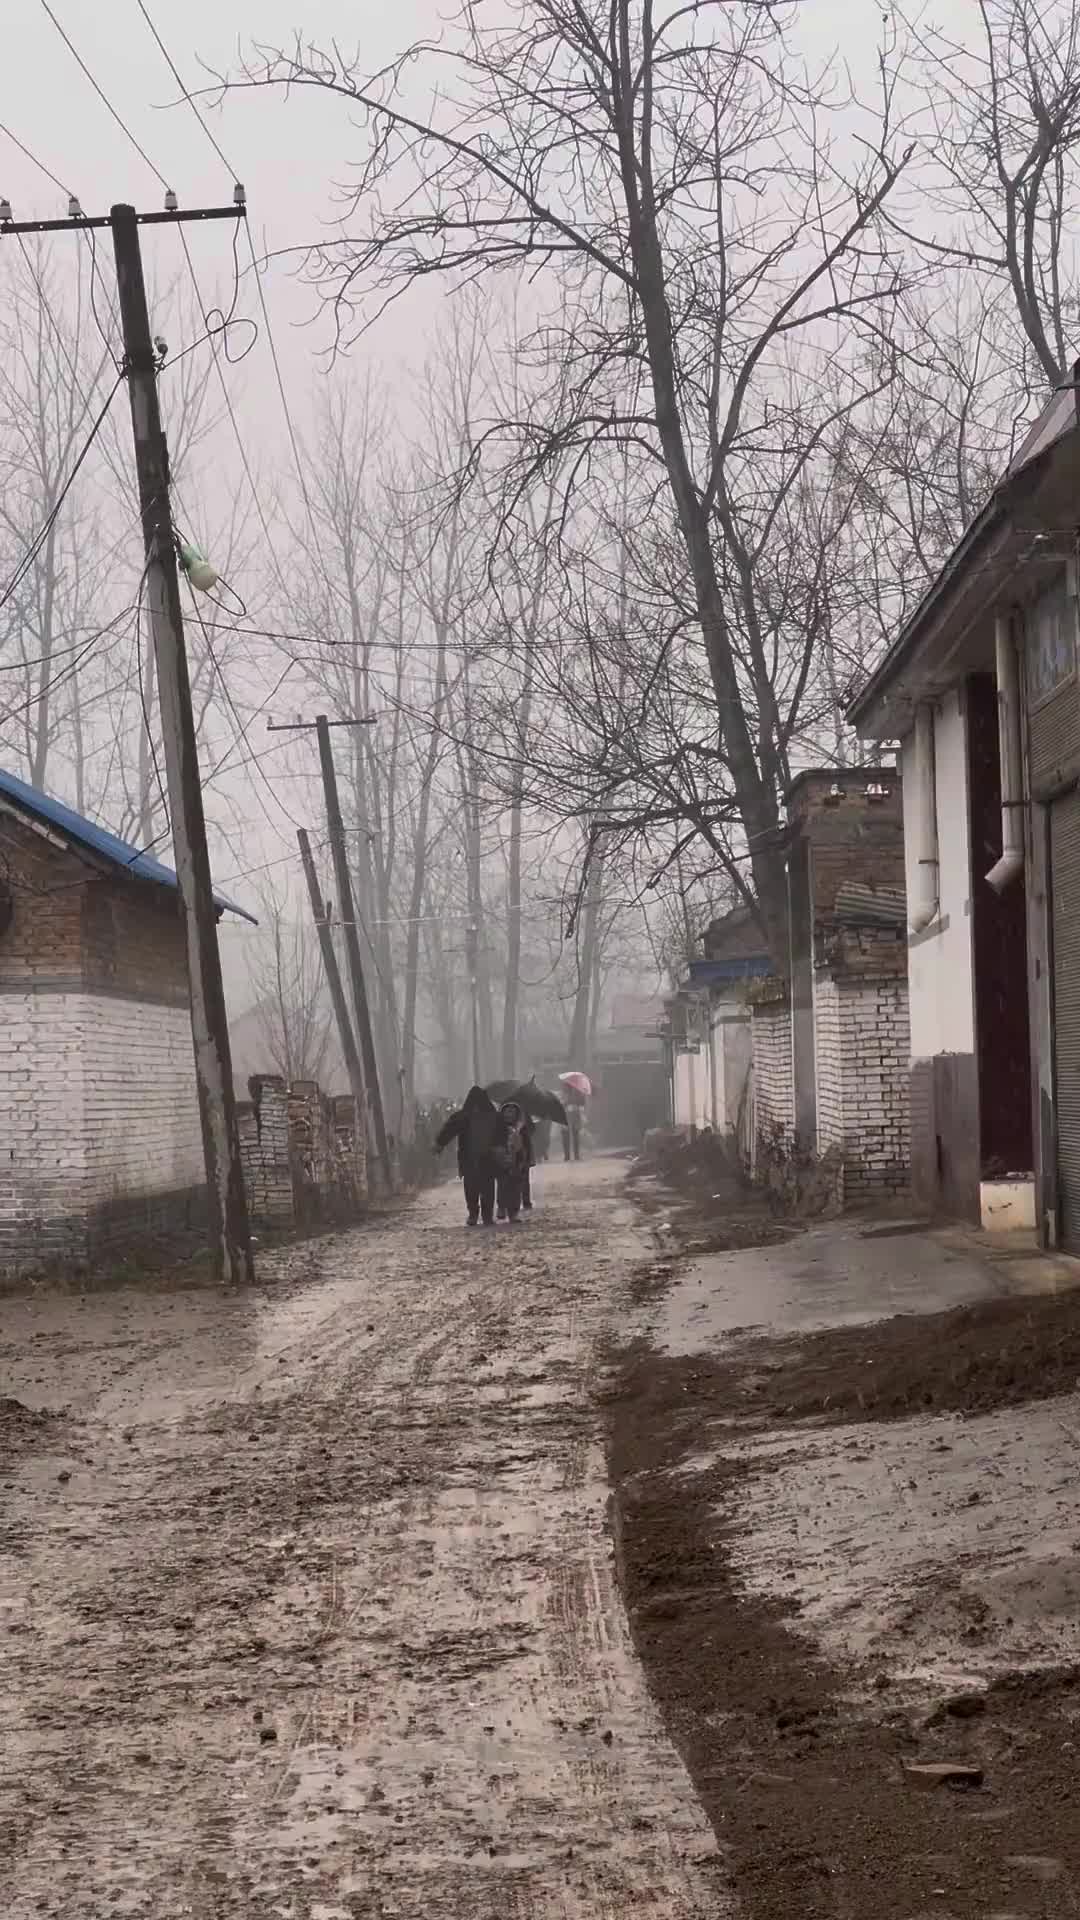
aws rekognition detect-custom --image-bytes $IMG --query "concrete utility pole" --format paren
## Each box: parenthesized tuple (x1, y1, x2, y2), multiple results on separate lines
(110, 204, 253, 1284)
(269, 715, 393, 1189)
(314, 716, 393, 1191)
(296, 827, 369, 1199)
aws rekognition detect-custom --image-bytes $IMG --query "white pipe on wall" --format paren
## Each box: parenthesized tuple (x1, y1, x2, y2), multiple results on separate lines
(910, 702, 939, 934)
(986, 610, 1024, 894)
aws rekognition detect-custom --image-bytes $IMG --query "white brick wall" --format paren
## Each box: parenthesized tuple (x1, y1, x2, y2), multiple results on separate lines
(0, 991, 202, 1271)
(751, 1002, 794, 1138)
(815, 973, 910, 1202)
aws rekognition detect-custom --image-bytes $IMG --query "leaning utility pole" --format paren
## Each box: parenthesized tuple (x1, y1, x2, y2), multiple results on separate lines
(297, 828, 369, 1200)
(268, 715, 393, 1191)
(0, 194, 255, 1285)
(111, 204, 253, 1284)
(315, 716, 393, 1191)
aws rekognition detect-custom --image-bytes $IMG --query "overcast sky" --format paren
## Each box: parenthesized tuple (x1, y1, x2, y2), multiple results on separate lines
(1, 0, 973, 1009)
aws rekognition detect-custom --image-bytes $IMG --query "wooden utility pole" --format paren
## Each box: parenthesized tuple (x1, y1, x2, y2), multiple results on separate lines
(0, 192, 256, 1285)
(111, 203, 253, 1285)
(297, 828, 369, 1199)
(314, 716, 393, 1190)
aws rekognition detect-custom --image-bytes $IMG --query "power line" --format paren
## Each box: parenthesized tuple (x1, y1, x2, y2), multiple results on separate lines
(241, 217, 330, 580)
(183, 576, 305, 837)
(0, 600, 139, 726)
(134, 0, 237, 180)
(130, 8, 298, 621)
(0, 119, 71, 198)
(38, 0, 171, 191)
(0, 372, 125, 614)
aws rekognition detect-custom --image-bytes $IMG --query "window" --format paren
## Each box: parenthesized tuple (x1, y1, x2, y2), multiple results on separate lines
(1027, 574, 1077, 708)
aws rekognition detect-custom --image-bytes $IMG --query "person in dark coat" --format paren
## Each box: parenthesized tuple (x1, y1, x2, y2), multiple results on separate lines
(493, 1100, 530, 1222)
(435, 1085, 499, 1225)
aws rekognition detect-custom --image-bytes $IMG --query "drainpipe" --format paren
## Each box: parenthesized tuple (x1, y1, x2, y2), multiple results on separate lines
(986, 611, 1024, 894)
(910, 702, 939, 934)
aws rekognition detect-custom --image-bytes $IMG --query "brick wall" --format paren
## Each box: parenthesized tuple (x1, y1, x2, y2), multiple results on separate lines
(0, 808, 205, 1277)
(0, 990, 203, 1275)
(815, 967, 911, 1204)
(0, 806, 189, 1004)
(750, 999, 794, 1141)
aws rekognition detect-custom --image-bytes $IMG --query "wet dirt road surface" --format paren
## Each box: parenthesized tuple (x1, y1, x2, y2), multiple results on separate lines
(0, 1161, 723, 1920)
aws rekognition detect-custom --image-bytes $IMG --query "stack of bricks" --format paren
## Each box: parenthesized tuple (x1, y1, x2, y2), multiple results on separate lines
(237, 1076, 292, 1225)
(237, 1076, 368, 1230)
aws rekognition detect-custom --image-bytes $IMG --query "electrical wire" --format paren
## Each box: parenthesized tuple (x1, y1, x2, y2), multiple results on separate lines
(0, 599, 138, 726)
(0, 119, 71, 197)
(135, 551, 170, 831)
(240, 218, 331, 580)
(13, 233, 119, 449)
(38, 0, 171, 191)
(0, 372, 125, 613)
(132, 5, 298, 616)
(82, 225, 121, 369)
(134, 0, 236, 179)
(185, 579, 306, 836)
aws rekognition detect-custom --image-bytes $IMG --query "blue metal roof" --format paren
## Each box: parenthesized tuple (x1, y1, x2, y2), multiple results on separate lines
(0, 766, 257, 923)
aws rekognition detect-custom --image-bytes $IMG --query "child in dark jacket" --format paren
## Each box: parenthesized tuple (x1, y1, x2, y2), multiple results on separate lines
(494, 1100, 530, 1222)
(435, 1085, 499, 1225)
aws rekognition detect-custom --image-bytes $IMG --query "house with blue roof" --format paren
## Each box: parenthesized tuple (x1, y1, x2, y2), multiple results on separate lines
(0, 767, 254, 1277)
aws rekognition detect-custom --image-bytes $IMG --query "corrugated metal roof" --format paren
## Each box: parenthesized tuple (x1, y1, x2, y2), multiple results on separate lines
(0, 765, 257, 923)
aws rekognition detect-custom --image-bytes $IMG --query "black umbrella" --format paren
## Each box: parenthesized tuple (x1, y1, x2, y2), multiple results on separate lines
(485, 1077, 569, 1128)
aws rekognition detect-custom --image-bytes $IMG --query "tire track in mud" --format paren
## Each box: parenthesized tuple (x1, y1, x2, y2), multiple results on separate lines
(1, 1165, 726, 1919)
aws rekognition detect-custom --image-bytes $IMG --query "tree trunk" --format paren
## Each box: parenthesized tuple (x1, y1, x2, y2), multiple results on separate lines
(568, 843, 603, 1065)
(500, 653, 533, 1078)
(401, 655, 449, 1121)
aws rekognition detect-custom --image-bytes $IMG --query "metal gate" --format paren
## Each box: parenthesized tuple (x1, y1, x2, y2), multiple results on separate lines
(1051, 787, 1080, 1250)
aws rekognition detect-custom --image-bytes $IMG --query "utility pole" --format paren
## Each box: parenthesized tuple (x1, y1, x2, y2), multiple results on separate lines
(315, 716, 393, 1190)
(111, 204, 253, 1285)
(297, 828, 369, 1199)
(0, 195, 256, 1287)
(465, 920, 482, 1086)
(268, 715, 393, 1191)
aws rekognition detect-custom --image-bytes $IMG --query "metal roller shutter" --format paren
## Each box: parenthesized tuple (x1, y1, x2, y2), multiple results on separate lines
(1051, 788, 1080, 1250)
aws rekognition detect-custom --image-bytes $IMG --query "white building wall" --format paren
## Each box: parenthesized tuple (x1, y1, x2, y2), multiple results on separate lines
(0, 992, 202, 1272)
(751, 1002, 794, 1137)
(902, 686, 976, 1060)
(672, 1046, 710, 1129)
(80, 995, 203, 1202)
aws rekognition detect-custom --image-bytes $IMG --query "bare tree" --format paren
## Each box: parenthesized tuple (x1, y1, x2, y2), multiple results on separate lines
(901, 0, 1080, 388)
(233, 2, 912, 965)
(249, 878, 333, 1084)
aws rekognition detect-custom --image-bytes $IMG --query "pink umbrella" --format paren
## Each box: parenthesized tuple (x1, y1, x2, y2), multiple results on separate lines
(559, 1070, 593, 1099)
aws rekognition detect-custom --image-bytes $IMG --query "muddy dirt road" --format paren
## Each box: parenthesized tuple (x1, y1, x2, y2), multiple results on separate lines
(0, 1162, 724, 1919)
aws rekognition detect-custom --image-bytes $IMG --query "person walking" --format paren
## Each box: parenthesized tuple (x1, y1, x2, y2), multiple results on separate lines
(435, 1086, 499, 1225)
(493, 1099, 530, 1223)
